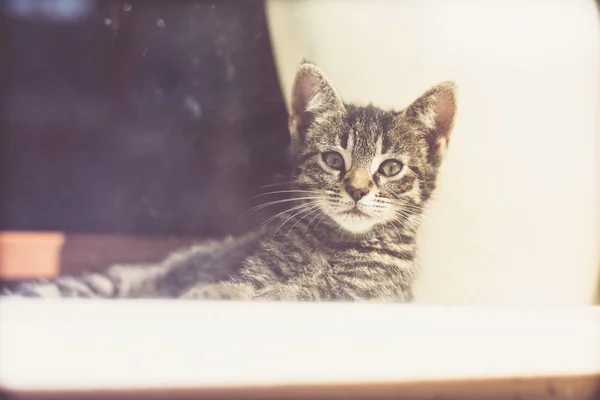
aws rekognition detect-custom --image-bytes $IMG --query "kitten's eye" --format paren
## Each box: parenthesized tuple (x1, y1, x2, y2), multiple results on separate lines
(322, 151, 344, 170)
(378, 159, 403, 177)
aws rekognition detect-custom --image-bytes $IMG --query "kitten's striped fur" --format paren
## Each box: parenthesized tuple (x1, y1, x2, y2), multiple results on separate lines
(2, 62, 456, 301)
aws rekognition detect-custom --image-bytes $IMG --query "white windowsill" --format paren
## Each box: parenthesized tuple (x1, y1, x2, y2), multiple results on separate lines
(0, 300, 599, 399)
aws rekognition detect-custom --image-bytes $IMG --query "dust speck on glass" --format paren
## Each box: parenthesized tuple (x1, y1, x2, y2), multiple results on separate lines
(0, 0, 455, 301)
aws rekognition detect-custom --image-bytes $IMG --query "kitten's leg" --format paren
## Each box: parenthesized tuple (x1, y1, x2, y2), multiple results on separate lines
(1, 232, 265, 299)
(179, 280, 322, 301)
(179, 282, 255, 300)
(1, 263, 166, 298)
(249, 280, 412, 302)
(1, 246, 235, 299)
(177, 275, 411, 302)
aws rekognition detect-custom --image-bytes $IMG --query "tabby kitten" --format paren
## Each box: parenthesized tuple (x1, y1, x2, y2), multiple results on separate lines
(2, 62, 456, 301)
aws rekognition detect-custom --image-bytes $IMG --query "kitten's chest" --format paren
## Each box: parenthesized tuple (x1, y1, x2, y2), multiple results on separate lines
(316, 238, 415, 265)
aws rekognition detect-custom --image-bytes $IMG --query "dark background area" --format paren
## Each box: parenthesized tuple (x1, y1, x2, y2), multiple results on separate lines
(0, 0, 290, 238)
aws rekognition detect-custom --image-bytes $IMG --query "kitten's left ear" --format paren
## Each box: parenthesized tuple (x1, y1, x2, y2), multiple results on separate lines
(404, 81, 457, 166)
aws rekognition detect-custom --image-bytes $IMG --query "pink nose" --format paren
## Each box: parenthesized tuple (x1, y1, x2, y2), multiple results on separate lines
(345, 185, 369, 202)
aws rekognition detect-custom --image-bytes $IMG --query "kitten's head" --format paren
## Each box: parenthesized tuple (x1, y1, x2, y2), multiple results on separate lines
(288, 62, 456, 235)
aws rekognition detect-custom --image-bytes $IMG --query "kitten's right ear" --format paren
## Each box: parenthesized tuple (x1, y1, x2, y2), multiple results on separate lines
(289, 62, 345, 147)
(404, 81, 457, 167)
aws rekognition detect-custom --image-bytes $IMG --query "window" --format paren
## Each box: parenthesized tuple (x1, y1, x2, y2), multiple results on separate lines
(1, 1, 599, 398)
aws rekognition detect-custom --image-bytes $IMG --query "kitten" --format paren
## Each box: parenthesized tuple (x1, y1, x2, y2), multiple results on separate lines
(1, 62, 456, 301)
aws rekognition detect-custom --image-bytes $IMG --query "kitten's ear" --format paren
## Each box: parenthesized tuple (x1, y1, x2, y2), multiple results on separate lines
(289, 62, 345, 147)
(404, 81, 457, 166)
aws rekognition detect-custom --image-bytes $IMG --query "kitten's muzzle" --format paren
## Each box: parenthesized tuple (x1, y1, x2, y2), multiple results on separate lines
(344, 169, 373, 202)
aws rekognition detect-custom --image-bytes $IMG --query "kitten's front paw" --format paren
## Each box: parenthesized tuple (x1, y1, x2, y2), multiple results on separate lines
(180, 283, 249, 300)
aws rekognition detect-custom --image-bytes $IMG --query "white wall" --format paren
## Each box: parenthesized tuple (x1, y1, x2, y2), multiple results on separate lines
(266, 0, 600, 305)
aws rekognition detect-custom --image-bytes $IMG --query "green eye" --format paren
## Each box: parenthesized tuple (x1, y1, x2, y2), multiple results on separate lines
(322, 151, 345, 170)
(378, 159, 403, 177)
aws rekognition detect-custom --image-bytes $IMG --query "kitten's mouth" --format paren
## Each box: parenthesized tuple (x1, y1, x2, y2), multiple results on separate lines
(331, 205, 378, 234)
(340, 207, 369, 218)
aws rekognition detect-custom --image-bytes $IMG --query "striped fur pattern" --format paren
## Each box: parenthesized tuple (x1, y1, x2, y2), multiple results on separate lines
(1, 62, 456, 301)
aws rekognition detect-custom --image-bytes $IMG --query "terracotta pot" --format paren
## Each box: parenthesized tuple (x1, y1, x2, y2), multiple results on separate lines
(0, 231, 65, 279)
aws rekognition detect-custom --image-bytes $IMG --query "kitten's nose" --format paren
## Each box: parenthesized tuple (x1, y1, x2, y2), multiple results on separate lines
(346, 185, 369, 202)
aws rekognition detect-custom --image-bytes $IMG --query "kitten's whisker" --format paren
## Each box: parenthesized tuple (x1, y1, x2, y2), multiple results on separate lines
(314, 213, 326, 231)
(283, 206, 321, 243)
(271, 204, 317, 233)
(392, 211, 422, 234)
(390, 217, 413, 237)
(260, 181, 297, 188)
(379, 199, 424, 210)
(389, 220, 404, 245)
(395, 207, 435, 225)
(271, 204, 319, 241)
(396, 206, 427, 217)
(393, 208, 419, 219)
(248, 197, 321, 214)
(257, 202, 317, 230)
(377, 199, 435, 225)
(252, 189, 323, 199)
(304, 209, 324, 234)
(398, 205, 427, 214)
